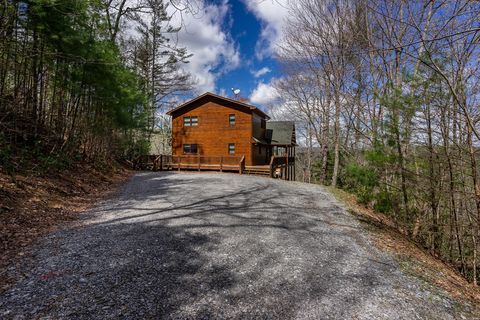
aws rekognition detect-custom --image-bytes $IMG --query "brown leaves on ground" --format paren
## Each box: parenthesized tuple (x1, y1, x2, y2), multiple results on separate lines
(328, 187, 480, 311)
(0, 164, 133, 292)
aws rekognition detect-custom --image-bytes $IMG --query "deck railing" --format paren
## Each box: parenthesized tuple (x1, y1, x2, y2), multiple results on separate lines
(134, 154, 294, 180)
(147, 155, 244, 173)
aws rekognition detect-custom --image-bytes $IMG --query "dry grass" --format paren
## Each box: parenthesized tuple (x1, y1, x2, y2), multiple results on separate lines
(0, 164, 133, 292)
(327, 186, 480, 310)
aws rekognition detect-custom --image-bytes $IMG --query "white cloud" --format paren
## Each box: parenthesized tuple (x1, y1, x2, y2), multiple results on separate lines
(249, 79, 281, 106)
(242, 0, 290, 59)
(251, 67, 271, 78)
(169, 1, 240, 93)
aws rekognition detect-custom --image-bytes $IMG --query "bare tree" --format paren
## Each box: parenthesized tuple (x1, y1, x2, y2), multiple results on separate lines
(277, 0, 480, 284)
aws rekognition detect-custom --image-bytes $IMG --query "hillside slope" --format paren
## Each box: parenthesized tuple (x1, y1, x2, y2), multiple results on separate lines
(0, 165, 131, 291)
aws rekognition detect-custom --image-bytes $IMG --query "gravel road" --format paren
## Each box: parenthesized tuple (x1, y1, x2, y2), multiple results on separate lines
(0, 172, 475, 319)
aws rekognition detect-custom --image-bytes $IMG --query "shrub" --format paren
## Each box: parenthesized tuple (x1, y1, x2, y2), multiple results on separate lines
(373, 190, 395, 214)
(341, 162, 379, 205)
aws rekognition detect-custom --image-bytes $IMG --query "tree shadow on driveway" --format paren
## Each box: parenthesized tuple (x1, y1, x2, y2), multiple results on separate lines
(1, 222, 240, 318)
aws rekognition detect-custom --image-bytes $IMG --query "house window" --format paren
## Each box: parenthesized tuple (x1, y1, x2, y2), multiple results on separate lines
(261, 119, 266, 129)
(228, 143, 235, 155)
(183, 144, 198, 154)
(229, 114, 236, 125)
(183, 116, 198, 127)
(191, 116, 198, 126)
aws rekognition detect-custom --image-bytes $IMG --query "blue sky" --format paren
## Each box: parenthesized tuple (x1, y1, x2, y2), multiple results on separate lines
(217, 0, 278, 98)
(170, 0, 289, 107)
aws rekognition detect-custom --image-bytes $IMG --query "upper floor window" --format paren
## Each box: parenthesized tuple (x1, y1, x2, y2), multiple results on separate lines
(191, 116, 198, 126)
(228, 143, 235, 155)
(183, 144, 198, 154)
(184, 116, 198, 127)
(229, 114, 236, 126)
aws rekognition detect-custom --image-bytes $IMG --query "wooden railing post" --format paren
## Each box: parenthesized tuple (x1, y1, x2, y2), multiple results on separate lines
(293, 147, 296, 181)
(269, 155, 275, 178)
(220, 156, 223, 172)
(285, 149, 289, 181)
(178, 156, 181, 171)
(198, 154, 201, 171)
(239, 156, 245, 174)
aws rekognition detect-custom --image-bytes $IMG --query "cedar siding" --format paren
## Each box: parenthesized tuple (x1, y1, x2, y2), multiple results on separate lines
(171, 99, 255, 165)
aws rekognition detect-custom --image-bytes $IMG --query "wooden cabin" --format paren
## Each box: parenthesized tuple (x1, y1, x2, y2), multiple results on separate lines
(164, 92, 296, 179)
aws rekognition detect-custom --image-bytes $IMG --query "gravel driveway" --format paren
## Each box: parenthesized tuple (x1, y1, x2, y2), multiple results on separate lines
(0, 172, 474, 319)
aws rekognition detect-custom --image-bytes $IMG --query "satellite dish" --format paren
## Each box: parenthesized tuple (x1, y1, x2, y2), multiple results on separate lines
(231, 88, 241, 99)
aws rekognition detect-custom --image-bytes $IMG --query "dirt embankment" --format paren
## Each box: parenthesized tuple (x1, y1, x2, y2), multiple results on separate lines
(0, 164, 132, 291)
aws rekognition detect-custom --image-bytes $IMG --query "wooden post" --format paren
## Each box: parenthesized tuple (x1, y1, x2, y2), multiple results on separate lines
(288, 147, 292, 181)
(159, 155, 163, 171)
(293, 147, 296, 181)
(239, 156, 244, 174)
(178, 156, 181, 171)
(198, 154, 201, 171)
(291, 148, 293, 181)
(290, 147, 293, 181)
(285, 147, 289, 181)
(269, 155, 275, 178)
(220, 156, 223, 172)
(287, 148, 289, 181)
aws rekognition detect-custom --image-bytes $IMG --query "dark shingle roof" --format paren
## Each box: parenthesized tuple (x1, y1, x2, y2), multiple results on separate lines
(265, 121, 296, 146)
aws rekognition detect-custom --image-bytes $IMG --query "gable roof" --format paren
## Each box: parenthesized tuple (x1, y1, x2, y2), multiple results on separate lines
(265, 121, 296, 146)
(166, 92, 270, 120)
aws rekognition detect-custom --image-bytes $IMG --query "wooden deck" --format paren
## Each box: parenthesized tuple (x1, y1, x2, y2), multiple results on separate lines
(134, 155, 296, 180)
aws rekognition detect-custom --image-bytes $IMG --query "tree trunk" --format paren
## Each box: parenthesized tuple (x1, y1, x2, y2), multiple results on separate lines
(331, 88, 341, 188)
